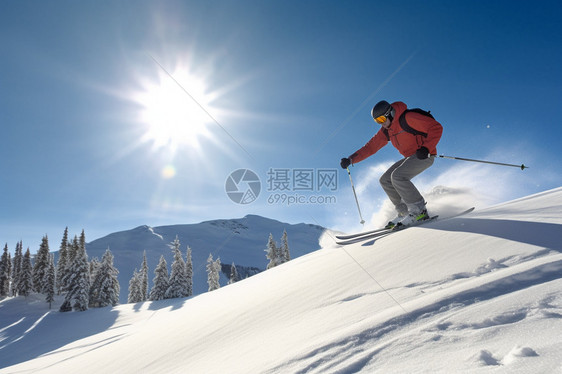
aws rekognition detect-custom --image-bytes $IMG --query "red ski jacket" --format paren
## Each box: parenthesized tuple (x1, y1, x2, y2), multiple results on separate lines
(350, 101, 443, 164)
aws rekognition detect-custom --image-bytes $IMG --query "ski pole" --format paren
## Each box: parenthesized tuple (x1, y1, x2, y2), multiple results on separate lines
(438, 155, 528, 170)
(346, 167, 366, 225)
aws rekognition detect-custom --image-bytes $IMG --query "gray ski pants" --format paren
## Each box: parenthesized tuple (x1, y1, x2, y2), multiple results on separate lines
(379, 155, 434, 214)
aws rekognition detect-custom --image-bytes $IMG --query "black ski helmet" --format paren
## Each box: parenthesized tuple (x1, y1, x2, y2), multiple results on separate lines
(371, 100, 393, 120)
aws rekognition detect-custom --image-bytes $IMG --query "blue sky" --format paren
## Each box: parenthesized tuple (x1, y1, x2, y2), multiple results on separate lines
(1, 0, 561, 252)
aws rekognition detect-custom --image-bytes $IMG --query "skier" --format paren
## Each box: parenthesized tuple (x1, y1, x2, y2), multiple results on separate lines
(340, 100, 443, 229)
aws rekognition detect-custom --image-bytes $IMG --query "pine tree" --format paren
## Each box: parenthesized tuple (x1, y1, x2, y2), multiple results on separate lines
(56, 227, 69, 294)
(140, 251, 149, 301)
(228, 262, 239, 285)
(90, 248, 120, 307)
(0, 244, 11, 297)
(18, 248, 33, 297)
(67, 236, 79, 264)
(61, 230, 90, 312)
(89, 257, 101, 287)
(11, 241, 23, 296)
(32, 235, 50, 293)
(59, 299, 72, 312)
(207, 254, 221, 292)
(265, 233, 279, 269)
(214, 258, 221, 288)
(149, 255, 169, 301)
(73, 230, 90, 311)
(186, 246, 193, 297)
(60, 236, 79, 293)
(280, 230, 291, 264)
(44, 254, 56, 308)
(128, 269, 143, 303)
(166, 236, 189, 299)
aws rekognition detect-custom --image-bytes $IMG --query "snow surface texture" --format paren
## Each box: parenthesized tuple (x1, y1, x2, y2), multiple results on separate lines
(1, 187, 562, 373)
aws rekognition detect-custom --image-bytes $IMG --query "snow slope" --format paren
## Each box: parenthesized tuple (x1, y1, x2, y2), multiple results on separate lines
(1, 188, 561, 373)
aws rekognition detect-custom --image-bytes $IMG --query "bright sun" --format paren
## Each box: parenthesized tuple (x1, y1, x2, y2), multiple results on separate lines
(135, 67, 214, 153)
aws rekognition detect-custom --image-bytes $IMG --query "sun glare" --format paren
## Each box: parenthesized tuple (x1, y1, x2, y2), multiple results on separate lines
(135, 68, 215, 153)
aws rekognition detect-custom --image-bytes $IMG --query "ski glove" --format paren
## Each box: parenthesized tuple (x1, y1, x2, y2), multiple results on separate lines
(415, 147, 429, 160)
(340, 157, 351, 169)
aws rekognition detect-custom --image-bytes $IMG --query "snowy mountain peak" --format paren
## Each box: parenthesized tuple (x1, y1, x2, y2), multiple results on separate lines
(83, 215, 326, 303)
(205, 218, 249, 234)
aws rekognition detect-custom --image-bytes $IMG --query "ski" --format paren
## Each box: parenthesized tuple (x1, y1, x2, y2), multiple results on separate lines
(335, 229, 393, 245)
(336, 207, 474, 245)
(335, 216, 438, 245)
(392, 215, 439, 232)
(336, 226, 389, 240)
(335, 214, 440, 240)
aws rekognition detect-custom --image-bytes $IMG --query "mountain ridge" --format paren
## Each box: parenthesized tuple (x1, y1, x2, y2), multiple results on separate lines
(82, 214, 326, 303)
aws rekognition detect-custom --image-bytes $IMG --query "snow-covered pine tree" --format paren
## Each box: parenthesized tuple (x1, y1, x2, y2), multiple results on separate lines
(128, 269, 143, 303)
(67, 236, 79, 264)
(73, 230, 90, 311)
(140, 251, 149, 301)
(185, 246, 193, 297)
(90, 248, 120, 307)
(165, 236, 190, 299)
(265, 233, 279, 269)
(215, 258, 222, 288)
(0, 244, 11, 297)
(60, 236, 79, 294)
(56, 227, 69, 294)
(32, 235, 50, 293)
(59, 299, 72, 312)
(280, 229, 291, 264)
(11, 241, 23, 296)
(43, 254, 56, 308)
(18, 248, 33, 297)
(61, 230, 90, 312)
(207, 254, 221, 292)
(89, 257, 101, 287)
(149, 255, 169, 301)
(228, 262, 239, 285)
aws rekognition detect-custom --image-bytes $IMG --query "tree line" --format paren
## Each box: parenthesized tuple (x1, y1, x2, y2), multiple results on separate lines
(127, 230, 292, 302)
(1, 228, 120, 311)
(0, 228, 292, 311)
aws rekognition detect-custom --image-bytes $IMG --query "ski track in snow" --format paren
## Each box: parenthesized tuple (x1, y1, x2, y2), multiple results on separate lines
(272, 267, 561, 373)
(268, 251, 562, 373)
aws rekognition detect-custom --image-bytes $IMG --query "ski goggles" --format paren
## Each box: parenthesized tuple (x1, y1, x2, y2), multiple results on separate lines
(373, 107, 393, 124)
(374, 114, 388, 124)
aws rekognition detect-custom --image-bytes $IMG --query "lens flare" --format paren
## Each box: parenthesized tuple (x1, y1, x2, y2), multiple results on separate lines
(161, 165, 177, 179)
